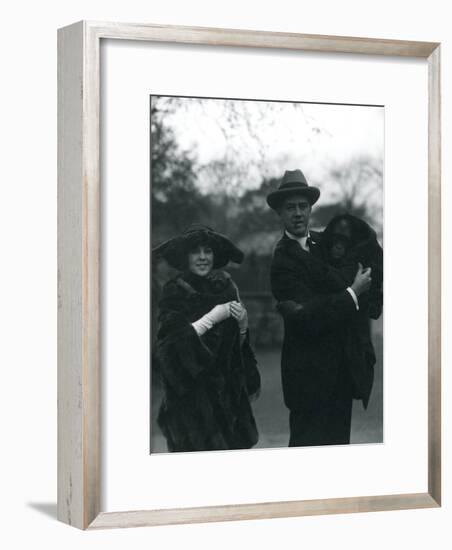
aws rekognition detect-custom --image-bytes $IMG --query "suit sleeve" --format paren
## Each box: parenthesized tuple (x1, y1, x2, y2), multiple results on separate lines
(367, 242, 384, 319)
(271, 257, 358, 337)
(307, 253, 357, 290)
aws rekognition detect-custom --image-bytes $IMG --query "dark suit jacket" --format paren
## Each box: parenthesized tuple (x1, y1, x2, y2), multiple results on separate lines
(270, 232, 373, 410)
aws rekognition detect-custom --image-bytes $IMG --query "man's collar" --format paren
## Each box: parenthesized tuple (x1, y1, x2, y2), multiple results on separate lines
(285, 230, 310, 251)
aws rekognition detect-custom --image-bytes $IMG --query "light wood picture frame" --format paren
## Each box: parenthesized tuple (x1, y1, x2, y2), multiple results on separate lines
(57, 20, 441, 530)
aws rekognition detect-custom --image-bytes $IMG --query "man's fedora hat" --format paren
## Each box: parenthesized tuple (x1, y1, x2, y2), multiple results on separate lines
(153, 223, 244, 271)
(266, 169, 321, 210)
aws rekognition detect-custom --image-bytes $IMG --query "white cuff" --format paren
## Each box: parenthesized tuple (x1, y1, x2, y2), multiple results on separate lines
(346, 287, 359, 311)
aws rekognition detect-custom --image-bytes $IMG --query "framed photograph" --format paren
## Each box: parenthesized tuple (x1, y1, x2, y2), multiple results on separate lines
(58, 21, 441, 529)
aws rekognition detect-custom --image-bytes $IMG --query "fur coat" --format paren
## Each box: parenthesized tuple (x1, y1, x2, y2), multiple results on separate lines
(156, 270, 260, 452)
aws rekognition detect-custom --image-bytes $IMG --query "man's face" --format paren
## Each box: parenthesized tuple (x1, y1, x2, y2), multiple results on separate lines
(278, 194, 312, 237)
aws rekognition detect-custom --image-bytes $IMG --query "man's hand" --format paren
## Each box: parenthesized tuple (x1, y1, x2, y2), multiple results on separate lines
(351, 263, 372, 296)
(277, 300, 304, 317)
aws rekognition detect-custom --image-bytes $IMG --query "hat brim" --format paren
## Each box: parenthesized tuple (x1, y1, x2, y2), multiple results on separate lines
(267, 186, 320, 210)
(153, 229, 244, 271)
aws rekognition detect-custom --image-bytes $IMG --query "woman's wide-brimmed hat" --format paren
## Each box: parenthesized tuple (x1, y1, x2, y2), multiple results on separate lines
(266, 169, 321, 210)
(153, 223, 244, 270)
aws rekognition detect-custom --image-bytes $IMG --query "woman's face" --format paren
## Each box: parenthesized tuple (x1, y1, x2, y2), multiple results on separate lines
(188, 245, 214, 277)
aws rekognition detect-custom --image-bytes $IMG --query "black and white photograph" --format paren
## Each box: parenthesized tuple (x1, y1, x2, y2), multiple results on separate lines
(2, 0, 447, 541)
(150, 94, 384, 453)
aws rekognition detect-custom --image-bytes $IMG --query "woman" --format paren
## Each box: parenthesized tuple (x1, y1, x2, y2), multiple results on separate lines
(153, 224, 261, 452)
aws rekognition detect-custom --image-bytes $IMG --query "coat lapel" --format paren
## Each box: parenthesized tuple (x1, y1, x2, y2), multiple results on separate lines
(281, 232, 324, 263)
(307, 234, 323, 259)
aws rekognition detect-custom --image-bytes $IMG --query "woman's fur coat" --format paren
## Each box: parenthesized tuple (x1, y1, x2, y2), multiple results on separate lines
(156, 270, 260, 452)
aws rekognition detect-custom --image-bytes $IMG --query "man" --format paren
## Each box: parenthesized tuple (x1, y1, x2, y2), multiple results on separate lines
(268, 169, 373, 447)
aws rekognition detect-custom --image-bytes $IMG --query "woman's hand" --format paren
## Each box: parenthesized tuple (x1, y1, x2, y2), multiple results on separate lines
(191, 303, 231, 336)
(209, 303, 231, 324)
(229, 301, 248, 334)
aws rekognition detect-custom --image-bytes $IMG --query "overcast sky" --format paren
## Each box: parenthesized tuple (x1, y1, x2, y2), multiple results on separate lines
(156, 96, 384, 204)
